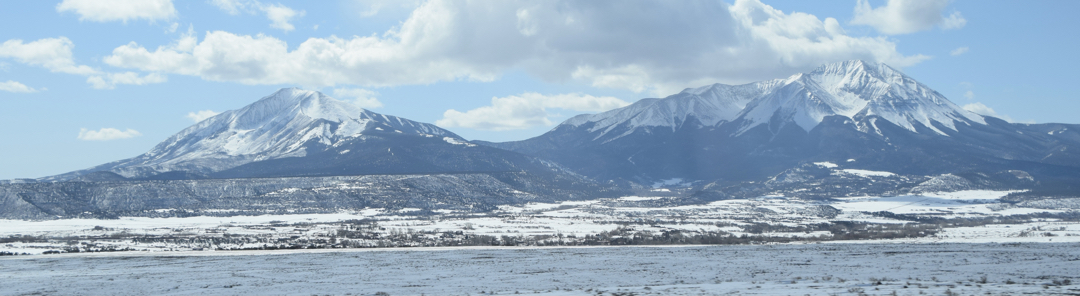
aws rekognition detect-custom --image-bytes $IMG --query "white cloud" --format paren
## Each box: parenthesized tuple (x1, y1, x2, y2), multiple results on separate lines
(106, 0, 928, 96)
(186, 110, 220, 122)
(950, 47, 969, 56)
(56, 0, 176, 23)
(87, 72, 167, 89)
(77, 128, 142, 141)
(210, 0, 246, 15)
(0, 81, 38, 93)
(1, 37, 165, 89)
(963, 102, 1014, 122)
(0, 37, 98, 75)
(166, 22, 180, 33)
(209, 0, 304, 32)
(262, 4, 304, 32)
(852, 0, 965, 35)
(436, 93, 629, 131)
(941, 11, 967, 30)
(332, 88, 383, 109)
(963, 90, 975, 100)
(354, 0, 423, 17)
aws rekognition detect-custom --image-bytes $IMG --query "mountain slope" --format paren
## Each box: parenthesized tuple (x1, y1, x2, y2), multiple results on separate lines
(560, 81, 780, 143)
(484, 60, 1080, 184)
(733, 60, 984, 136)
(45, 88, 592, 182)
(9, 88, 626, 219)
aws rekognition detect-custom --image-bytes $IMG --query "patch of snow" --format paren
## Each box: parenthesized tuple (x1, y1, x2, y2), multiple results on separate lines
(616, 196, 666, 201)
(442, 137, 477, 147)
(838, 169, 895, 177)
(0, 211, 384, 236)
(928, 190, 1023, 200)
(651, 178, 687, 188)
(813, 162, 838, 168)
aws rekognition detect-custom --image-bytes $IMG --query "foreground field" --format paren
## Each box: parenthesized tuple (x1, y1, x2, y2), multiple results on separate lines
(2, 243, 1079, 295)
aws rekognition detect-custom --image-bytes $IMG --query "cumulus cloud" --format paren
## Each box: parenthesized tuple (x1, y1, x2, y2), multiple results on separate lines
(209, 0, 246, 15)
(56, 0, 176, 23)
(0, 37, 98, 75)
(852, 0, 965, 35)
(959, 82, 975, 101)
(0, 81, 38, 93)
(186, 110, 220, 122)
(77, 128, 142, 141)
(209, 0, 304, 32)
(354, 0, 423, 17)
(262, 4, 304, 32)
(87, 72, 167, 89)
(941, 11, 967, 30)
(1, 37, 166, 89)
(332, 88, 383, 109)
(436, 93, 629, 131)
(963, 102, 1015, 122)
(950, 47, 969, 56)
(105, 0, 928, 96)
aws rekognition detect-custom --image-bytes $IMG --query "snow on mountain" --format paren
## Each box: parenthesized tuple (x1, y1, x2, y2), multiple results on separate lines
(562, 81, 780, 140)
(561, 60, 986, 139)
(147, 88, 448, 161)
(481, 60, 1080, 184)
(734, 60, 986, 135)
(51, 88, 455, 180)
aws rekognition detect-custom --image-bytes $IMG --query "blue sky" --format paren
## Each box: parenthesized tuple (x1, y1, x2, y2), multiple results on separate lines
(1, 0, 1078, 180)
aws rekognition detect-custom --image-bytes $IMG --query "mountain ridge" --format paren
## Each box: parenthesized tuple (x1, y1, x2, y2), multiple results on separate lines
(482, 60, 1080, 184)
(42, 88, 574, 183)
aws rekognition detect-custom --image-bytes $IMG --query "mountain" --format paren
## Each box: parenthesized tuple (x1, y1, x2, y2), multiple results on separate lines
(483, 60, 1080, 185)
(45, 88, 591, 181)
(1, 173, 608, 219)
(3, 88, 624, 219)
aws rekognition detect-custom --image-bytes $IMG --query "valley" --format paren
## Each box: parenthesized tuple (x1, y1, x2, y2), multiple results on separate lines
(3, 188, 1078, 255)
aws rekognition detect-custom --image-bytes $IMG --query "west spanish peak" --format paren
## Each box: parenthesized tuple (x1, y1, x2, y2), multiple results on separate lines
(45, 88, 459, 181)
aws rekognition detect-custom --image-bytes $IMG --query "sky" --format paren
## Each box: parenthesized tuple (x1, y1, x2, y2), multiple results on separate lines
(1, 0, 1079, 180)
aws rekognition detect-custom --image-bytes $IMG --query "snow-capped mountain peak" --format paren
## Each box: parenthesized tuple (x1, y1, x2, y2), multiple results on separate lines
(734, 60, 987, 135)
(229, 88, 361, 129)
(149, 88, 448, 160)
(56, 88, 455, 180)
(562, 81, 779, 141)
(484, 60, 1080, 185)
(557, 60, 986, 141)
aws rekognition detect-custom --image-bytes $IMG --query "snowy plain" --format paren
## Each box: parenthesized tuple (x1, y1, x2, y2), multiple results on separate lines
(2, 189, 1079, 295)
(3, 190, 1080, 255)
(3, 243, 1079, 295)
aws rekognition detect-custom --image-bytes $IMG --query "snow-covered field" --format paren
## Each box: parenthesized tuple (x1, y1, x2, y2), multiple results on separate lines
(2, 243, 1079, 295)
(2, 190, 1080, 255)
(1, 190, 1079, 295)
